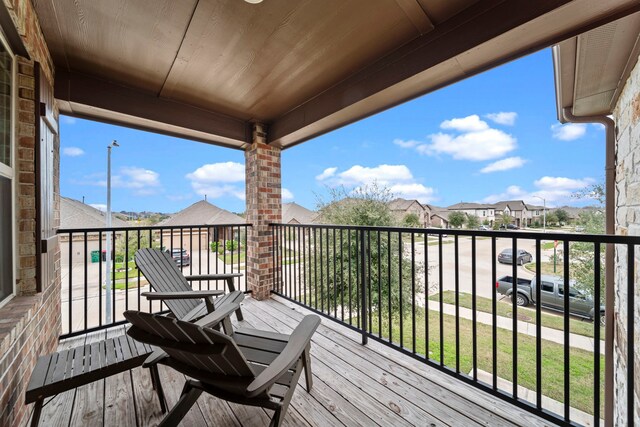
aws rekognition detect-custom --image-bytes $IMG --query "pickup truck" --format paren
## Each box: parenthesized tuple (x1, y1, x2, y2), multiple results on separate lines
(496, 274, 605, 324)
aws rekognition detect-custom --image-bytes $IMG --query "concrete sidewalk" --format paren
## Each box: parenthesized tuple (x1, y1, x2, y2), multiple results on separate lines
(428, 300, 605, 354)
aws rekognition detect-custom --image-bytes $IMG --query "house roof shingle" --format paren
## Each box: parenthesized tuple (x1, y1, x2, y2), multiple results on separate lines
(282, 202, 317, 224)
(159, 200, 245, 226)
(60, 196, 130, 229)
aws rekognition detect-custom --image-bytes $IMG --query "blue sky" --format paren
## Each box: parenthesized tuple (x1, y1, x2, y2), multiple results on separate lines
(60, 48, 604, 214)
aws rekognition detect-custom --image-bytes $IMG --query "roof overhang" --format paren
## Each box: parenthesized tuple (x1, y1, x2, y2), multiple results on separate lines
(553, 11, 640, 121)
(34, 0, 640, 149)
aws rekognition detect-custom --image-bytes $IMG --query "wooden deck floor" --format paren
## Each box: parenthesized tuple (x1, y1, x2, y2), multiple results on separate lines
(34, 296, 552, 427)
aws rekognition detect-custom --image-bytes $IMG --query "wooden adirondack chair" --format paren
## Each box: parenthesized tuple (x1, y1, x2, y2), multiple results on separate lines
(135, 247, 244, 322)
(124, 306, 320, 427)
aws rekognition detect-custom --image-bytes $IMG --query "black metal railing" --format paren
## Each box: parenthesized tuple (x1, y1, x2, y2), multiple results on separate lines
(270, 223, 639, 427)
(57, 223, 250, 338)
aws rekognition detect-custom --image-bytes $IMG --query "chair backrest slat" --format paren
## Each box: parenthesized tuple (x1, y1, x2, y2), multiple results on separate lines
(125, 311, 254, 379)
(135, 248, 199, 319)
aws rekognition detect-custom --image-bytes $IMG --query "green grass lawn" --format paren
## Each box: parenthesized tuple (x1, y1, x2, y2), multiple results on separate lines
(524, 261, 564, 276)
(430, 291, 604, 339)
(359, 307, 603, 415)
(218, 251, 246, 265)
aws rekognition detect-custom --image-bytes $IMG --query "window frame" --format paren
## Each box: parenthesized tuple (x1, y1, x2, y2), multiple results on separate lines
(0, 26, 16, 309)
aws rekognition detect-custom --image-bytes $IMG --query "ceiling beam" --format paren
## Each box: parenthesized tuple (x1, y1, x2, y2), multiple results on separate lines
(393, 0, 434, 35)
(55, 69, 250, 149)
(270, 0, 611, 147)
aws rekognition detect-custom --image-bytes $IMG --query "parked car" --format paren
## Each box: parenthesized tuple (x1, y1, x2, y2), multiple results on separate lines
(496, 274, 604, 323)
(478, 225, 490, 231)
(499, 223, 519, 230)
(497, 248, 532, 265)
(165, 248, 191, 267)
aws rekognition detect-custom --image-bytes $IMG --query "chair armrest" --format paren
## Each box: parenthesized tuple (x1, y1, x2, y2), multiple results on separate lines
(141, 290, 224, 300)
(245, 315, 320, 398)
(194, 301, 241, 328)
(185, 273, 243, 292)
(185, 273, 243, 281)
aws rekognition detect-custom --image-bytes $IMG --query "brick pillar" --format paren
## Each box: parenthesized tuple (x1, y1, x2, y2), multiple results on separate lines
(245, 123, 281, 300)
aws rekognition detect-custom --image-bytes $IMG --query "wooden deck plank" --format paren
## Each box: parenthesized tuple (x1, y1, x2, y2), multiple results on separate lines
(41, 298, 555, 427)
(69, 330, 107, 427)
(268, 296, 550, 427)
(36, 334, 87, 427)
(238, 303, 414, 427)
(103, 327, 137, 427)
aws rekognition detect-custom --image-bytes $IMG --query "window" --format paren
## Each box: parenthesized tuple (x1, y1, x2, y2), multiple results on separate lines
(482, 210, 486, 216)
(0, 31, 14, 307)
(541, 282, 554, 293)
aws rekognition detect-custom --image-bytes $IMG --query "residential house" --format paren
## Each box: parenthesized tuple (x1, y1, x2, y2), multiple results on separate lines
(388, 198, 430, 227)
(525, 203, 546, 226)
(446, 202, 495, 226)
(0, 1, 638, 426)
(492, 200, 529, 227)
(59, 196, 129, 264)
(430, 209, 451, 229)
(281, 202, 317, 225)
(157, 200, 246, 250)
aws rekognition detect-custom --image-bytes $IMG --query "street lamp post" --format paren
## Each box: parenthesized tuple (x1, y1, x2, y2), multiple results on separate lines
(532, 195, 546, 233)
(105, 140, 119, 324)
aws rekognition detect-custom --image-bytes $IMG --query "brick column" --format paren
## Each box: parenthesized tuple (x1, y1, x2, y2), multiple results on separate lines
(245, 123, 281, 300)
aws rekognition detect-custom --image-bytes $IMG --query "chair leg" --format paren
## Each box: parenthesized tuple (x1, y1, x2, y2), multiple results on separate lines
(302, 344, 313, 391)
(149, 365, 168, 414)
(159, 381, 202, 427)
(269, 408, 283, 427)
(269, 359, 304, 426)
(235, 307, 244, 321)
(30, 399, 43, 427)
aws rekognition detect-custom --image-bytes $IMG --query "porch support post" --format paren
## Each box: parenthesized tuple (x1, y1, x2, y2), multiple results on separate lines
(245, 123, 281, 300)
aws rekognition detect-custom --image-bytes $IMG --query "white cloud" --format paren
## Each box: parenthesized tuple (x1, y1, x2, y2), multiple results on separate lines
(485, 112, 517, 126)
(551, 123, 587, 141)
(316, 167, 337, 181)
(89, 203, 106, 212)
(319, 164, 436, 203)
(333, 165, 413, 186)
(186, 162, 246, 201)
(108, 167, 162, 196)
(482, 176, 595, 206)
(61, 116, 76, 125)
(440, 115, 489, 132)
(62, 147, 85, 157)
(282, 188, 294, 201)
(186, 162, 244, 183)
(394, 114, 517, 161)
(419, 128, 516, 161)
(388, 183, 435, 203)
(392, 139, 421, 149)
(480, 156, 527, 173)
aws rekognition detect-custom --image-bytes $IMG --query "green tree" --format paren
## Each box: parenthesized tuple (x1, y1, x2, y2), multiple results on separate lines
(497, 212, 512, 228)
(402, 213, 422, 228)
(310, 183, 424, 317)
(115, 230, 155, 262)
(466, 214, 480, 229)
(569, 182, 606, 297)
(555, 209, 569, 225)
(448, 211, 466, 228)
(545, 211, 558, 226)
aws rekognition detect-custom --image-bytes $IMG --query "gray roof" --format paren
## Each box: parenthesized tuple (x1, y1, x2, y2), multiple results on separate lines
(431, 209, 451, 220)
(60, 196, 129, 229)
(388, 198, 424, 212)
(159, 200, 245, 226)
(447, 202, 494, 210)
(282, 202, 317, 224)
(492, 200, 527, 212)
(525, 204, 546, 210)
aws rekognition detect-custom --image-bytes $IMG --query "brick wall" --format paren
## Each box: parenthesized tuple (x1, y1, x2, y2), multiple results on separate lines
(612, 51, 640, 424)
(245, 123, 281, 300)
(0, 1, 60, 426)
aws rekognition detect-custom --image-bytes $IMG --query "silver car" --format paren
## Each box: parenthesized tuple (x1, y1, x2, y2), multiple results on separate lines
(498, 248, 533, 265)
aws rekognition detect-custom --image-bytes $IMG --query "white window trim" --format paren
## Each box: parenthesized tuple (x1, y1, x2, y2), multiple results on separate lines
(0, 27, 16, 309)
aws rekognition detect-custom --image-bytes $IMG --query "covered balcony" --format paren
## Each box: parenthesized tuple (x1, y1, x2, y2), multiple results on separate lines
(0, 1, 639, 426)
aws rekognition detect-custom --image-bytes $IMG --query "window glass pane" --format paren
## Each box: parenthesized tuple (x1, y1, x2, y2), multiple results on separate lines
(0, 175, 12, 302)
(0, 40, 11, 167)
(541, 282, 554, 292)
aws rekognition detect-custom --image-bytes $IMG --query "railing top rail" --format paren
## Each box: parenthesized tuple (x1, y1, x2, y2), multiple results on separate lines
(58, 223, 252, 234)
(269, 222, 640, 245)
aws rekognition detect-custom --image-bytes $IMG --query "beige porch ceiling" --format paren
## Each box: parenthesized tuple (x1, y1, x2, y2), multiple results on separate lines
(35, 0, 640, 149)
